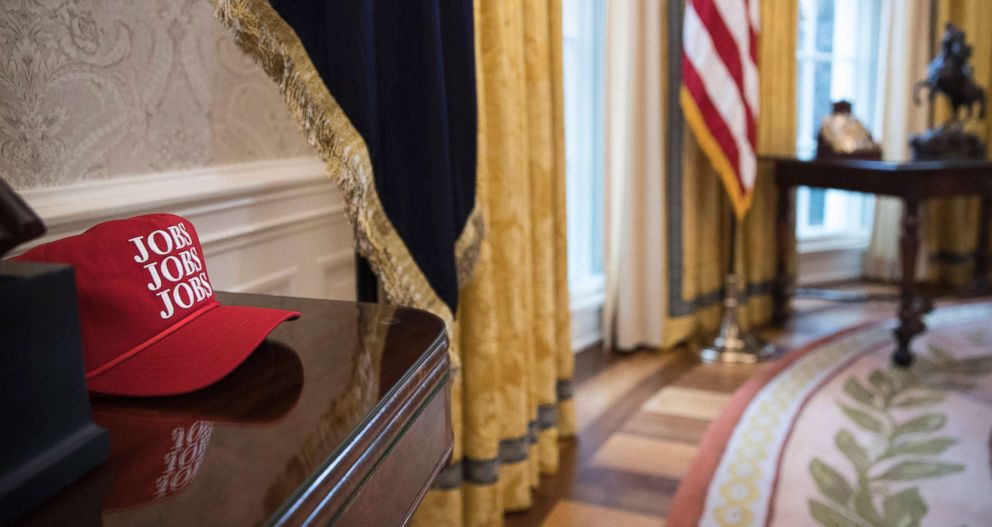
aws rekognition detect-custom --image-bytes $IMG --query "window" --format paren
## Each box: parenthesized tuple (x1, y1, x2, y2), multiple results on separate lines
(563, 0, 605, 349)
(795, 0, 880, 268)
(562, 0, 605, 297)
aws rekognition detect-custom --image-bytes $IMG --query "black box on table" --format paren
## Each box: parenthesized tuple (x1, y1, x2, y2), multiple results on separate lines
(0, 260, 109, 524)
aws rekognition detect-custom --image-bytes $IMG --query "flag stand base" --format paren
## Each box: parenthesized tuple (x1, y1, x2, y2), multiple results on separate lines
(699, 273, 776, 364)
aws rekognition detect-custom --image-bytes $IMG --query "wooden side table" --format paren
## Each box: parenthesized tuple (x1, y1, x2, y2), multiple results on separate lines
(20, 293, 451, 526)
(768, 157, 992, 366)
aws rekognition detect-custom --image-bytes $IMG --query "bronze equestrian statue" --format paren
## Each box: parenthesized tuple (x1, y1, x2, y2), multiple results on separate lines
(911, 23, 987, 160)
(914, 23, 987, 122)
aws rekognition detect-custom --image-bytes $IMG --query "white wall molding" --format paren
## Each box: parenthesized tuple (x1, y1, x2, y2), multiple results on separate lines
(199, 208, 340, 256)
(570, 274, 605, 352)
(16, 156, 356, 301)
(316, 252, 358, 301)
(229, 267, 299, 296)
(797, 235, 869, 285)
(19, 156, 330, 238)
(797, 246, 867, 285)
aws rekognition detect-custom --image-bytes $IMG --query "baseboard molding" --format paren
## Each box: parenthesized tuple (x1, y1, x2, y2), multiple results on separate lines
(15, 156, 356, 300)
(798, 246, 866, 285)
(570, 275, 605, 352)
(571, 300, 603, 352)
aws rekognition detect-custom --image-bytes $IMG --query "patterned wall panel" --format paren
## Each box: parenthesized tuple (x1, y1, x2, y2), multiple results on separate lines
(0, 0, 314, 190)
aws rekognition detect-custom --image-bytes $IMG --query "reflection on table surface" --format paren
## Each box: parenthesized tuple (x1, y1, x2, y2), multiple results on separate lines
(21, 295, 446, 527)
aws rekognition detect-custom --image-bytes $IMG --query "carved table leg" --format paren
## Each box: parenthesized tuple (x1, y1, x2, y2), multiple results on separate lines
(893, 199, 926, 367)
(772, 185, 792, 326)
(973, 193, 991, 292)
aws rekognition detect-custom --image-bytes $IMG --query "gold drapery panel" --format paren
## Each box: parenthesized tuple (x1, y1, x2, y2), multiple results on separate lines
(661, 0, 797, 347)
(413, 0, 574, 525)
(925, 0, 992, 286)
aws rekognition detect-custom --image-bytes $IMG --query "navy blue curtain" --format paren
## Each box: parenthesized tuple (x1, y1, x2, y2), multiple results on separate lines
(270, 0, 477, 312)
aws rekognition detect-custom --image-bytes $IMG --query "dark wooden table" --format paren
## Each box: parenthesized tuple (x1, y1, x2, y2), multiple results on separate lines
(19, 293, 451, 526)
(768, 156, 992, 366)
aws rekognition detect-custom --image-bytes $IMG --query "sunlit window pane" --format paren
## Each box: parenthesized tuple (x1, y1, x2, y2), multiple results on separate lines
(562, 0, 605, 287)
(815, 0, 834, 53)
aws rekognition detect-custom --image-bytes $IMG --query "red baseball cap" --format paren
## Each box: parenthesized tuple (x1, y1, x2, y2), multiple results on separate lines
(14, 213, 300, 396)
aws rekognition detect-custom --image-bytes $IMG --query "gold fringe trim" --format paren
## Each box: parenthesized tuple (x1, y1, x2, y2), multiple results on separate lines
(454, 204, 485, 288)
(214, 0, 466, 331)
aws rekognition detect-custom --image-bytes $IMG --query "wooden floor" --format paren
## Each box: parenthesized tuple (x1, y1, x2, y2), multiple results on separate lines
(506, 288, 901, 527)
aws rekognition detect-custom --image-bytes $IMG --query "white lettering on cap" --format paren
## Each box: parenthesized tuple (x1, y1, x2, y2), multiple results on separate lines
(129, 221, 215, 319)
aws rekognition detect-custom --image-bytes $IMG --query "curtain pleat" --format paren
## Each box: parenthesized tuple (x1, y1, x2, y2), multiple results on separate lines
(925, 0, 992, 287)
(864, 0, 932, 281)
(660, 0, 796, 348)
(413, 1, 574, 525)
(603, 0, 667, 350)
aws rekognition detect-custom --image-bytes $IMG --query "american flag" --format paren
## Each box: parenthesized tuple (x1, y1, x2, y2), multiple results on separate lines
(681, 0, 760, 218)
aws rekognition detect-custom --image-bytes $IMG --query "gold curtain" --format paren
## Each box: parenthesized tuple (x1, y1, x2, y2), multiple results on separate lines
(661, 0, 797, 347)
(413, 1, 574, 525)
(925, 0, 992, 286)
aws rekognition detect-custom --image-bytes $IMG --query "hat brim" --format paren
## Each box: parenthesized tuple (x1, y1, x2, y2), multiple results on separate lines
(87, 305, 299, 397)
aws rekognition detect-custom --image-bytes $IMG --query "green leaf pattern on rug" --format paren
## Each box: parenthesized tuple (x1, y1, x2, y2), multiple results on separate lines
(808, 345, 992, 527)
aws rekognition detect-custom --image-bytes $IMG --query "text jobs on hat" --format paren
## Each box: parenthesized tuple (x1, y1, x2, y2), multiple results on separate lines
(128, 222, 214, 320)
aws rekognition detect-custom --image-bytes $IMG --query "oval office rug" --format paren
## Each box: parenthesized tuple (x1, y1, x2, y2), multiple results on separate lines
(668, 301, 992, 527)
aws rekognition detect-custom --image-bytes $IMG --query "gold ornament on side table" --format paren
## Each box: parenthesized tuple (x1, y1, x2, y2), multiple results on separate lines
(816, 100, 882, 159)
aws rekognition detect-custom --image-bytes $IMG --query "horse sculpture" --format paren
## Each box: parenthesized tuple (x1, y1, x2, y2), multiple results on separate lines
(914, 23, 987, 122)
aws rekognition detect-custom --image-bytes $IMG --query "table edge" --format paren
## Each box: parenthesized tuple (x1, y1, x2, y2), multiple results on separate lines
(267, 328, 450, 526)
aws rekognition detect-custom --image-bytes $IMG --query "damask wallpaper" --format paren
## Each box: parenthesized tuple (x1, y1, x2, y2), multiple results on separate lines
(0, 0, 315, 190)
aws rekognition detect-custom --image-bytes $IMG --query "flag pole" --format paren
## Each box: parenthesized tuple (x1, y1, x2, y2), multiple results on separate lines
(698, 210, 776, 364)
